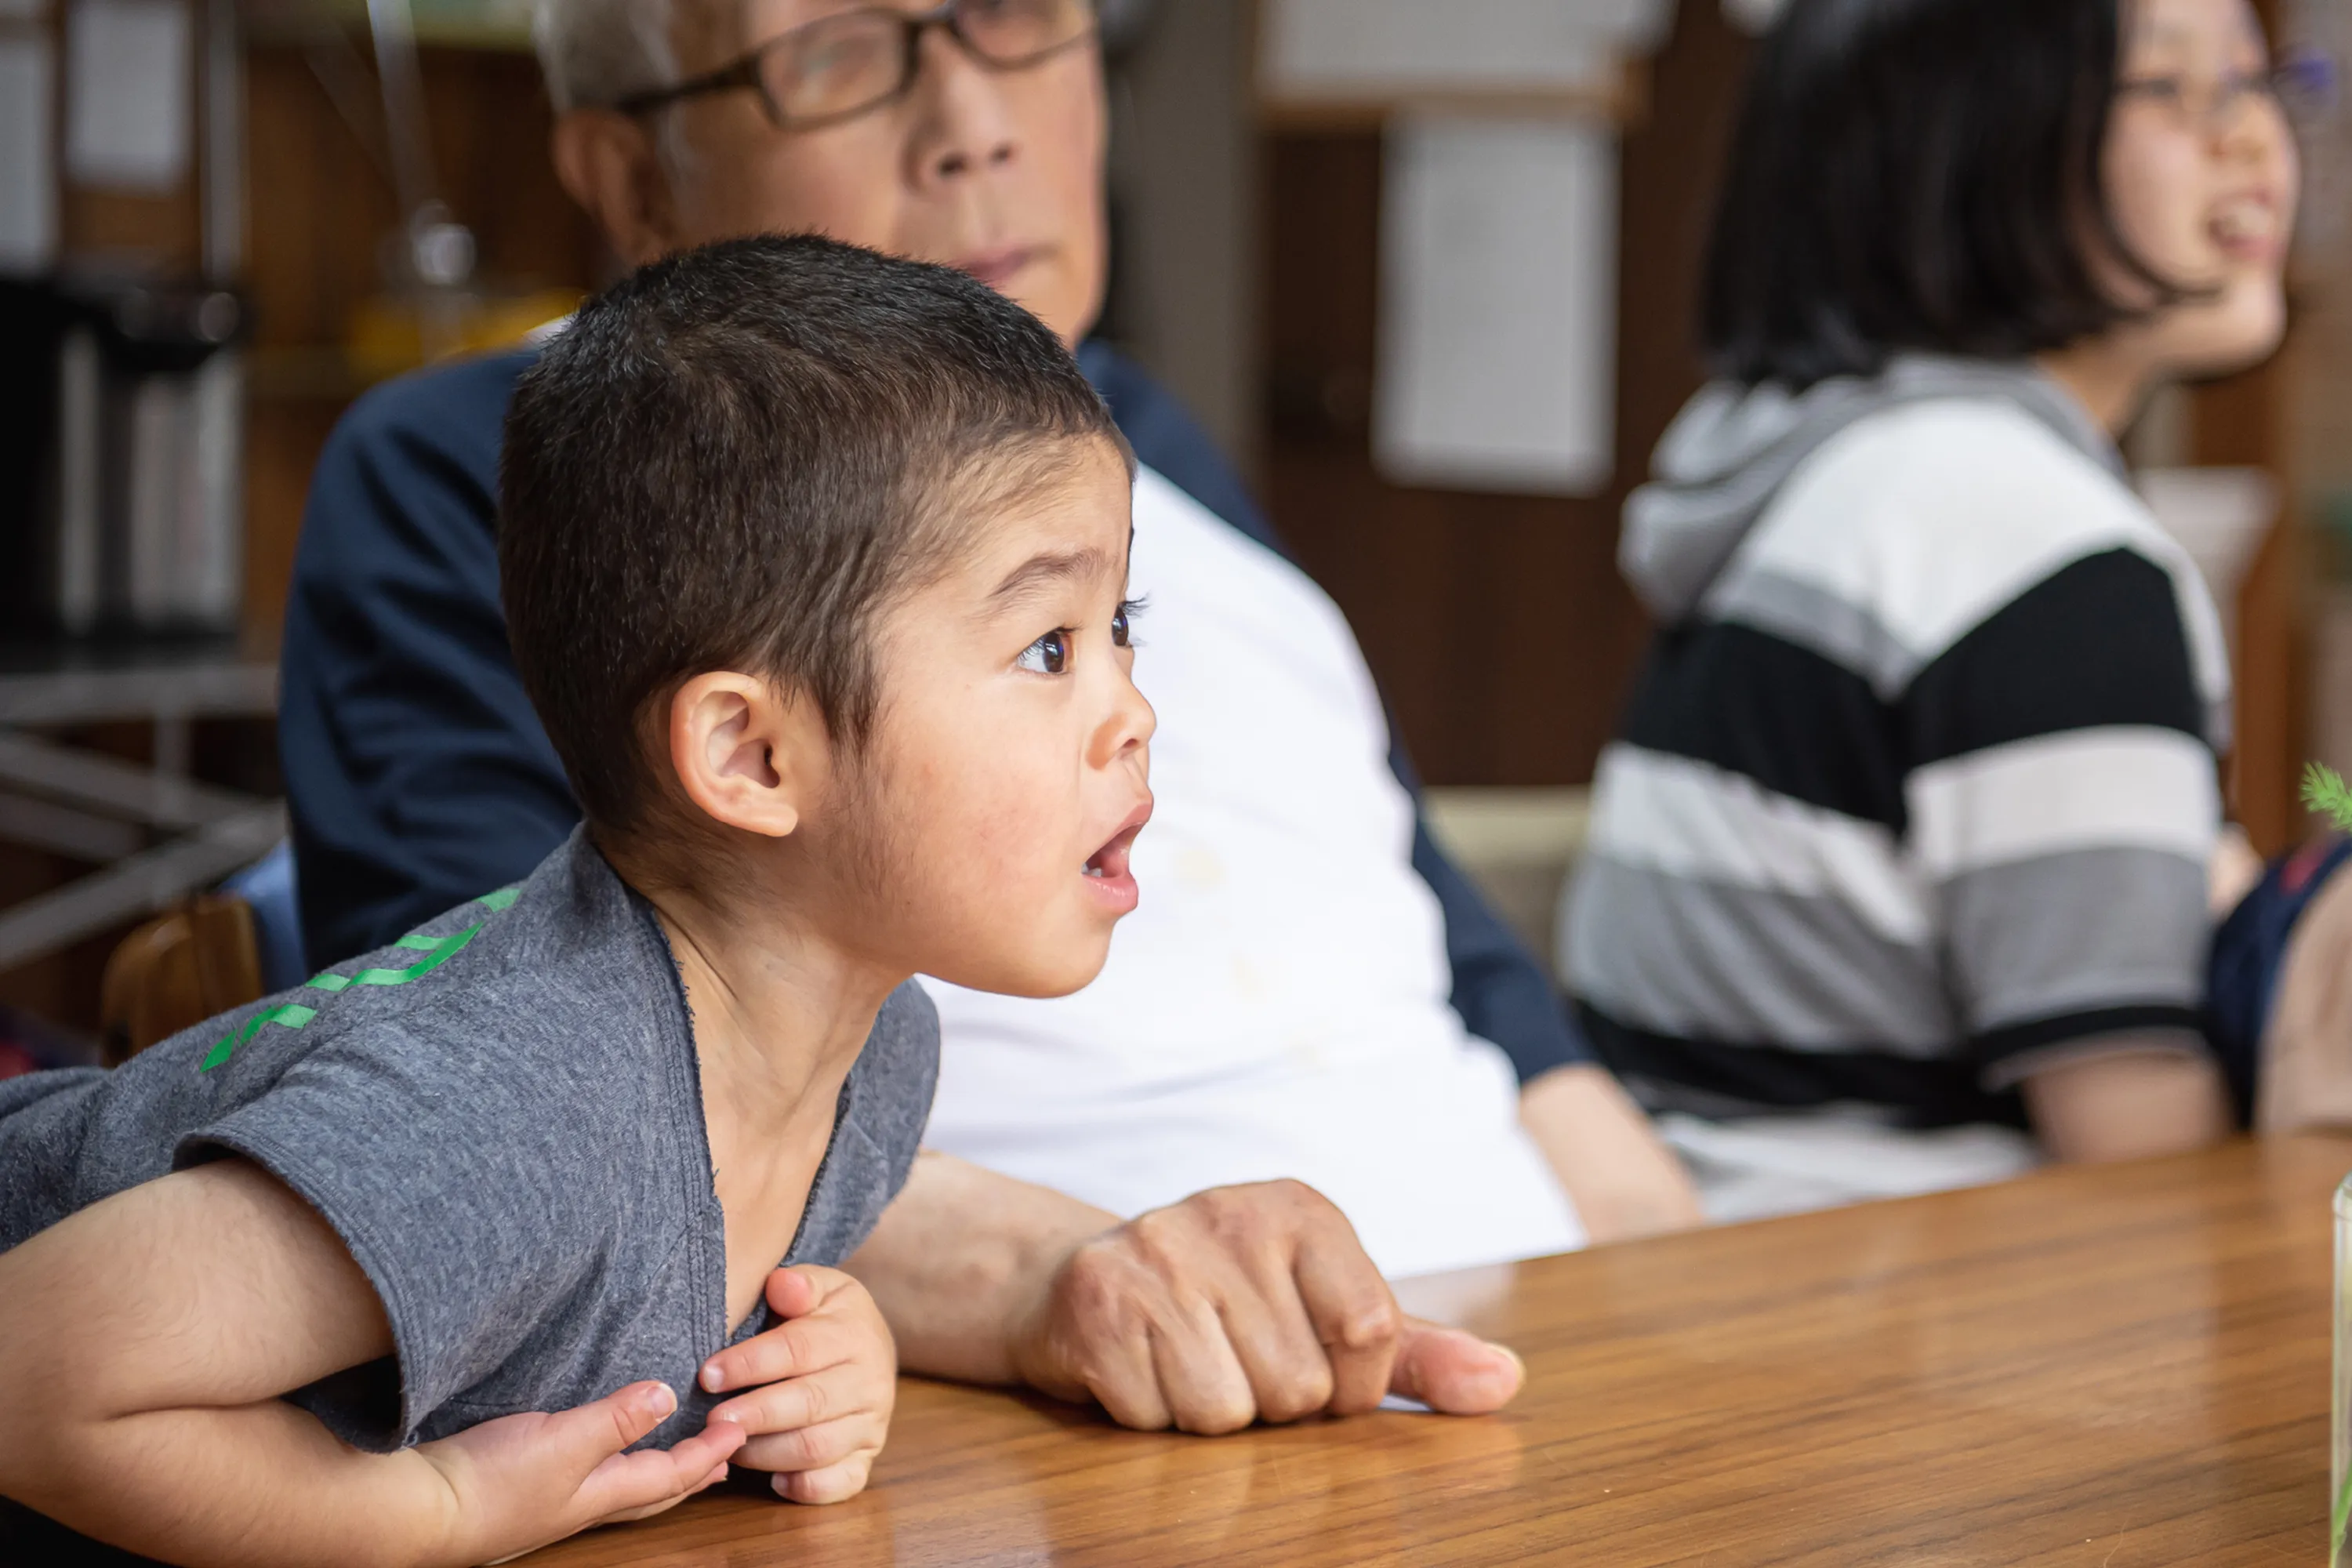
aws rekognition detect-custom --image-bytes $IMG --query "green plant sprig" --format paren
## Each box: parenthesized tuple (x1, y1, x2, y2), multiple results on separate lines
(2303, 762, 2352, 833)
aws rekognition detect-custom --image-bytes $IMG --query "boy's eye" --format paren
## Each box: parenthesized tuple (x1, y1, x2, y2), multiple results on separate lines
(1016, 629, 1070, 675)
(1111, 608, 1131, 649)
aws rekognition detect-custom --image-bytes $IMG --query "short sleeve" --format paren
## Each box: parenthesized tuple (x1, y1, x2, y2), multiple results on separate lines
(175, 1022, 609, 1452)
(1901, 548, 2220, 1087)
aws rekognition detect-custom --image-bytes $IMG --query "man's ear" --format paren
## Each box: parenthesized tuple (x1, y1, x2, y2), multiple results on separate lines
(549, 109, 680, 268)
(666, 673, 829, 839)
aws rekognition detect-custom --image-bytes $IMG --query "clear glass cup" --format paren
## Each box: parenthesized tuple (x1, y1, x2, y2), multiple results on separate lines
(2336, 1174, 2352, 1564)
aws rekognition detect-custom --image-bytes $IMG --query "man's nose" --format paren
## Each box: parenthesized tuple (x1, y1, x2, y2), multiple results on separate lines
(906, 25, 1021, 186)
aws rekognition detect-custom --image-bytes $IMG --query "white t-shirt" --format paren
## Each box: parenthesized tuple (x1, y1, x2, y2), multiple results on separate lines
(920, 467, 1584, 1279)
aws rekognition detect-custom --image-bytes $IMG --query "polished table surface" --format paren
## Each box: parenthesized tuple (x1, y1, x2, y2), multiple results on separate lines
(532, 1134, 2352, 1566)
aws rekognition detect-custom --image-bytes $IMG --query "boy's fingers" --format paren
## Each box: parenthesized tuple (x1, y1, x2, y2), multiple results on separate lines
(575, 1421, 746, 1520)
(706, 1359, 889, 1433)
(597, 1461, 732, 1525)
(763, 1265, 826, 1319)
(700, 1312, 869, 1394)
(550, 1381, 677, 1474)
(730, 1414, 881, 1475)
(771, 1454, 877, 1506)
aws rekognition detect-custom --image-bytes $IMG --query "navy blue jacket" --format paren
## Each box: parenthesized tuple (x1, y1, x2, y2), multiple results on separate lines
(278, 341, 1590, 1085)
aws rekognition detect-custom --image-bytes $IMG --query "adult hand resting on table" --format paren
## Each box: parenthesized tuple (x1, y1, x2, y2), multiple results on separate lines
(844, 1152, 1526, 1434)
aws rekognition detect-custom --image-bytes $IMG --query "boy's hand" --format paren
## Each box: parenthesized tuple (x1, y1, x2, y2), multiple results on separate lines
(420, 1380, 744, 1564)
(698, 1265, 898, 1504)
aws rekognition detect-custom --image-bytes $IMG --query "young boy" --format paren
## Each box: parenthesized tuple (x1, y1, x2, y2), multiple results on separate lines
(0, 234, 1155, 1566)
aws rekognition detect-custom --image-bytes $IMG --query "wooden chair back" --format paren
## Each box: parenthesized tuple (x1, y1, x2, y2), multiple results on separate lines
(98, 896, 266, 1066)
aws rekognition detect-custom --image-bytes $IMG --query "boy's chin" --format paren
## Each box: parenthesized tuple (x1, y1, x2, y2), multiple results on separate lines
(931, 938, 1113, 1001)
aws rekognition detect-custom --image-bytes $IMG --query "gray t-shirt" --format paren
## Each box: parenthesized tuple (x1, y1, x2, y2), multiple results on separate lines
(0, 829, 938, 1453)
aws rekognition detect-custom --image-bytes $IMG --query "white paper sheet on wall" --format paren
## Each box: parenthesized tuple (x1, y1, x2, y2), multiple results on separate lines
(66, 0, 193, 192)
(0, 38, 56, 273)
(1261, 0, 1671, 97)
(1374, 115, 1619, 497)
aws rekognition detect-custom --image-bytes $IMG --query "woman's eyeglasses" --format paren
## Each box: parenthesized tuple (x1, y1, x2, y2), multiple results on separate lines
(613, 0, 1100, 131)
(2116, 51, 2338, 135)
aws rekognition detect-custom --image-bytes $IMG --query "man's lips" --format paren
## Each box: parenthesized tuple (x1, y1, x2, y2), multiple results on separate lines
(956, 245, 1043, 289)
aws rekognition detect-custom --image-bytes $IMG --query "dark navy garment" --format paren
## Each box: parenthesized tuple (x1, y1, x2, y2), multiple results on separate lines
(278, 339, 1589, 1085)
(2205, 835, 2352, 1124)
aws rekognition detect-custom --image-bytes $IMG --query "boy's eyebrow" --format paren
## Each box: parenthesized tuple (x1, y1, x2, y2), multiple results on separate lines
(985, 545, 1121, 608)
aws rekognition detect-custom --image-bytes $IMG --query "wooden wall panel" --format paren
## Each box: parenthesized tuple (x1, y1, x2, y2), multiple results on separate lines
(238, 43, 600, 645)
(2194, 364, 2303, 856)
(1257, 5, 1754, 786)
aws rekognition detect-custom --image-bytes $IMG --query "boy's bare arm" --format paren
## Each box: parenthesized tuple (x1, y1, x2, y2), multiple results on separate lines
(0, 1160, 739, 1568)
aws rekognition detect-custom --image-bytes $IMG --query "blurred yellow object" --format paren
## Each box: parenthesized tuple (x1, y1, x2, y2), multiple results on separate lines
(345, 287, 582, 382)
(243, 0, 536, 51)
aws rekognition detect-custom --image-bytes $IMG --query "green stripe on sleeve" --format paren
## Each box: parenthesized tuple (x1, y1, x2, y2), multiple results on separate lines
(197, 882, 519, 1073)
(199, 1004, 318, 1073)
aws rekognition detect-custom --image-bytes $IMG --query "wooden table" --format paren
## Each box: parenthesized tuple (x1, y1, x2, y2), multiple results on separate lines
(535, 1135, 2352, 1566)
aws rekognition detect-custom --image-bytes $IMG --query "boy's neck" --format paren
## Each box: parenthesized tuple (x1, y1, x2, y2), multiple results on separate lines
(621, 855, 906, 1145)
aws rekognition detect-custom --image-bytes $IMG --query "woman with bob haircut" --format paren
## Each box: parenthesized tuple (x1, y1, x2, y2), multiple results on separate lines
(1558, 0, 2306, 1219)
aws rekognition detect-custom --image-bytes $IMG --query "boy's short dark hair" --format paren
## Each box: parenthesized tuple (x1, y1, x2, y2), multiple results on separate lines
(1702, 0, 2178, 389)
(500, 234, 1123, 835)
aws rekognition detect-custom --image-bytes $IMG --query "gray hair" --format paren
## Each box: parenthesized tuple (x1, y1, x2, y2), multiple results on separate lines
(532, 0, 686, 112)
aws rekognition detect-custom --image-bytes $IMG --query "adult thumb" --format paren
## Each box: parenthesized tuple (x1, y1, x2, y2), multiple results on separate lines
(1387, 1319, 1526, 1414)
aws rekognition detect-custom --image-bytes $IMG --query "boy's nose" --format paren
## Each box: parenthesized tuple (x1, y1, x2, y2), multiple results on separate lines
(1091, 670, 1156, 767)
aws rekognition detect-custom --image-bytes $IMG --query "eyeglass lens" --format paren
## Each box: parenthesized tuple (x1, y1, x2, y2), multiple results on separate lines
(759, 0, 1096, 126)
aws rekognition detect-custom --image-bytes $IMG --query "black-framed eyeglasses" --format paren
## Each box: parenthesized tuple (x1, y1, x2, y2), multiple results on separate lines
(613, 0, 1100, 131)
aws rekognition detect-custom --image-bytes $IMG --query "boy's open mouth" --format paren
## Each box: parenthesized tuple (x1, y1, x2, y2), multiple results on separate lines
(1083, 825, 1142, 880)
(1082, 802, 1152, 882)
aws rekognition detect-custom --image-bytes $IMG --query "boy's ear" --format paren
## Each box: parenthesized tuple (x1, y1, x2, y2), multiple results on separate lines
(665, 673, 829, 839)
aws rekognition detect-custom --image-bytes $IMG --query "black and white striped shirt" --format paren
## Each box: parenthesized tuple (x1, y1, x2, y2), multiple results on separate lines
(1562, 377, 2230, 1128)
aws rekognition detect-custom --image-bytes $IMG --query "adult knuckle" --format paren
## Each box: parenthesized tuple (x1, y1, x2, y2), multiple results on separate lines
(1101, 1388, 1172, 1431)
(1260, 1363, 1336, 1423)
(1263, 1177, 1322, 1213)
(1050, 1296, 1134, 1376)
(1331, 1298, 1403, 1353)
(1192, 1188, 1265, 1247)
(1126, 1208, 1193, 1268)
(1181, 1393, 1258, 1437)
(1058, 1246, 1137, 1321)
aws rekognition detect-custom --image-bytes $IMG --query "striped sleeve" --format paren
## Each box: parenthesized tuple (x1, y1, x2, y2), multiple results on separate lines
(1900, 548, 2220, 1085)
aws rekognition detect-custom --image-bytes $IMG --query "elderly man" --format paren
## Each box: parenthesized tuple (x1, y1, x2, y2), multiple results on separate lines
(280, 0, 1699, 1439)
